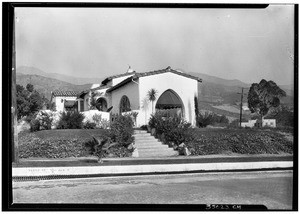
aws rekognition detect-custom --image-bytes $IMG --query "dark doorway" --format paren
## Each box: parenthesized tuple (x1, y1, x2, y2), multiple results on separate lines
(155, 89, 184, 117)
(96, 97, 108, 111)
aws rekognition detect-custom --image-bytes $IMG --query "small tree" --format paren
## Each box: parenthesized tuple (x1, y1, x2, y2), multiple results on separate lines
(194, 96, 199, 125)
(89, 91, 103, 110)
(16, 84, 44, 119)
(147, 88, 158, 114)
(247, 79, 286, 120)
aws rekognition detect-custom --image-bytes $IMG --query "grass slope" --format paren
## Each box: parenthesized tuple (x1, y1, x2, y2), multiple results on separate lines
(186, 128, 293, 155)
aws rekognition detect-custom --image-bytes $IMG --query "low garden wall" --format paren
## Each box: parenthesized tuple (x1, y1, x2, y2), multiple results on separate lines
(82, 110, 110, 123)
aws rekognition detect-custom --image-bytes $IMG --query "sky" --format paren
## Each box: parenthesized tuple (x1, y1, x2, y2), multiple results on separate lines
(15, 5, 295, 85)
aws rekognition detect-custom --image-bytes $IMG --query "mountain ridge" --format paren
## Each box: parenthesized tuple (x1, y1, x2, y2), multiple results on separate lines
(17, 66, 105, 85)
(16, 73, 92, 100)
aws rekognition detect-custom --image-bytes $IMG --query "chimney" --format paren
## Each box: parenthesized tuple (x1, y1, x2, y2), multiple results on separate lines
(127, 65, 134, 73)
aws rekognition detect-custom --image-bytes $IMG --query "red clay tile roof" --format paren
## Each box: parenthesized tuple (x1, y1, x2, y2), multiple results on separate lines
(136, 67, 202, 82)
(106, 67, 202, 93)
(51, 91, 78, 97)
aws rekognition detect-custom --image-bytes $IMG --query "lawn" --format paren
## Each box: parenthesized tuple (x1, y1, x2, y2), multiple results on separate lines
(185, 127, 293, 155)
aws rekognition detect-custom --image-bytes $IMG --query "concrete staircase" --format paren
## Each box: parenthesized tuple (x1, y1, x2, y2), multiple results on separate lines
(133, 130, 178, 158)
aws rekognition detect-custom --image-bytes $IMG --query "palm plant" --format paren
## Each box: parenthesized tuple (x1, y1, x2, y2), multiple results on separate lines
(85, 136, 118, 163)
(147, 88, 158, 114)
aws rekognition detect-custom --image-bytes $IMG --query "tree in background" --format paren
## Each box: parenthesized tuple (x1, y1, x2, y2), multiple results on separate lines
(268, 104, 294, 127)
(147, 88, 158, 114)
(247, 79, 286, 120)
(46, 100, 56, 111)
(16, 83, 44, 119)
(26, 83, 34, 93)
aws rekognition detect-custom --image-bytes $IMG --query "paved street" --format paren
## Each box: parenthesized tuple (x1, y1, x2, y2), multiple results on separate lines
(13, 170, 293, 210)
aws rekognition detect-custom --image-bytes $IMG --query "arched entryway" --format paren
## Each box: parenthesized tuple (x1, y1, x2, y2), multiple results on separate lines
(119, 95, 131, 114)
(155, 89, 184, 117)
(95, 97, 107, 111)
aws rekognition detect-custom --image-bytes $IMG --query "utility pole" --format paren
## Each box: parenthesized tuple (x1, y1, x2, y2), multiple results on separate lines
(12, 12, 19, 163)
(237, 87, 248, 128)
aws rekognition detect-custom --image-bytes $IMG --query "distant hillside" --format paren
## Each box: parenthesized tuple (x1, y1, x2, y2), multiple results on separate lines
(188, 72, 250, 88)
(17, 66, 104, 85)
(16, 73, 92, 100)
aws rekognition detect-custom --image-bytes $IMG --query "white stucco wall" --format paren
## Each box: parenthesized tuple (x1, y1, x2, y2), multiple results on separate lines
(137, 72, 199, 126)
(83, 93, 90, 112)
(82, 110, 110, 123)
(53, 96, 77, 112)
(241, 119, 276, 128)
(241, 120, 257, 128)
(110, 81, 139, 115)
(112, 74, 135, 86)
(263, 119, 276, 127)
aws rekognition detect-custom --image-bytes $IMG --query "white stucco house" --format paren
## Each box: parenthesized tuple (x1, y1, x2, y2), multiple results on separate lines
(50, 91, 78, 112)
(77, 66, 202, 127)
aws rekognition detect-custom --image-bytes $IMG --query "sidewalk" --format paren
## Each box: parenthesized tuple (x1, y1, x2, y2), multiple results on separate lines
(12, 154, 293, 180)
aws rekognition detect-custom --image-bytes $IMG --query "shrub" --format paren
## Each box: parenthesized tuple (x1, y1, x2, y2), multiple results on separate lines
(83, 121, 97, 129)
(228, 118, 248, 128)
(140, 125, 148, 130)
(148, 111, 164, 130)
(268, 105, 294, 127)
(92, 114, 102, 125)
(99, 119, 110, 129)
(57, 111, 85, 129)
(92, 113, 110, 129)
(148, 112, 194, 146)
(196, 112, 229, 128)
(36, 111, 53, 130)
(84, 136, 115, 162)
(109, 114, 134, 146)
(24, 114, 36, 124)
(196, 112, 214, 128)
(30, 119, 40, 132)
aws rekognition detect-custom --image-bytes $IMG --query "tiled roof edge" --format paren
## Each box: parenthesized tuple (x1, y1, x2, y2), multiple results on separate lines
(51, 90, 79, 97)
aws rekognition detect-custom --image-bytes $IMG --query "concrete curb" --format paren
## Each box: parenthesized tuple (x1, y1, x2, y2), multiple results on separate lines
(12, 161, 293, 178)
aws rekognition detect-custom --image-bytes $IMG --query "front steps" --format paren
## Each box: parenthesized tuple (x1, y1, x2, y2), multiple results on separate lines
(133, 130, 178, 158)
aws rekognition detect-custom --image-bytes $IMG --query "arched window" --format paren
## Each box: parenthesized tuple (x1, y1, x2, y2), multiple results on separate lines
(120, 95, 131, 114)
(96, 97, 108, 111)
